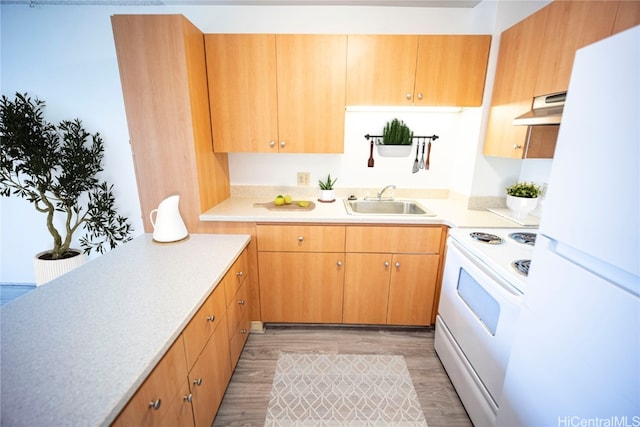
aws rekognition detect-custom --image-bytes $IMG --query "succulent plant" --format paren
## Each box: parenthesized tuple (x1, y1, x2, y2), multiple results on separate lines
(318, 174, 337, 190)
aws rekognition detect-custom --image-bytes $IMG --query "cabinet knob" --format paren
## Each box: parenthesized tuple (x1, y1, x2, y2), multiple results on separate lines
(297, 236, 304, 242)
(417, 92, 423, 100)
(384, 261, 390, 267)
(193, 378, 203, 387)
(269, 140, 276, 147)
(337, 260, 343, 267)
(148, 399, 161, 410)
(206, 314, 215, 322)
(280, 141, 286, 148)
(236, 271, 243, 277)
(395, 262, 401, 268)
(513, 144, 522, 149)
(238, 299, 245, 305)
(183, 394, 193, 403)
(241, 328, 248, 334)
(405, 93, 412, 100)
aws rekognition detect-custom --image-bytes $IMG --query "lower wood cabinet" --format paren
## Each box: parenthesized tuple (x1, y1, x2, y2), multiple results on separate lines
(112, 248, 249, 427)
(111, 337, 190, 427)
(259, 251, 345, 323)
(188, 318, 231, 427)
(256, 224, 445, 326)
(343, 253, 440, 326)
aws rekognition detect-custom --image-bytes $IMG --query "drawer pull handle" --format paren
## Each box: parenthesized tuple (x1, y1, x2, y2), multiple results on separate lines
(238, 299, 245, 305)
(241, 328, 248, 334)
(193, 378, 203, 386)
(417, 92, 423, 100)
(269, 140, 276, 147)
(148, 399, 161, 410)
(384, 261, 390, 267)
(513, 144, 522, 150)
(297, 236, 304, 242)
(395, 262, 401, 268)
(336, 261, 343, 267)
(183, 394, 193, 403)
(236, 271, 243, 277)
(405, 92, 412, 100)
(206, 315, 216, 322)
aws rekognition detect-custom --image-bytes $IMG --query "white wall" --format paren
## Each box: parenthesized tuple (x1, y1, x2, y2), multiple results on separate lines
(0, 1, 550, 283)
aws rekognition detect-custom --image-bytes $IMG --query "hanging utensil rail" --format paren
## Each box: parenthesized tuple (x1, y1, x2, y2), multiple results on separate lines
(364, 134, 439, 144)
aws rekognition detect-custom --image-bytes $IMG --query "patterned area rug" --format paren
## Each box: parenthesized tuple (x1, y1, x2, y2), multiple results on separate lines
(264, 353, 428, 426)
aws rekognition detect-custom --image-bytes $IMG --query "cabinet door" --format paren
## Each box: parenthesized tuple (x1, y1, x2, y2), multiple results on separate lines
(223, 249, 249, 306)
(343, 253, 391, 324)
(387, 254, 439, 326)
(259, 252, 345, 323)
(276, 35, 347, 153)
(112, 337, 189, 427)
(612, 1, 640, 35)
(257, 224, 346, 252)
(182, 284, 226, 370)
(205, 34, 278, 153)
(533, 1, 618, 96)
(415, 35, 491, 107)
(483, 7, 549, 158)
(228, 281, 251, 369)
(346, 35, 419, 105)
(189, 318, 231, 427)
(345, 225, 442, 254)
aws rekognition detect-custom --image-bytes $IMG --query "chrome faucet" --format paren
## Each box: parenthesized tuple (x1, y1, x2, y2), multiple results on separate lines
(377, 185, 396, 200)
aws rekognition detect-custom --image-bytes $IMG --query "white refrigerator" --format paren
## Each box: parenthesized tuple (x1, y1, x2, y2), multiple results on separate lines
(495, 26, 640, 426)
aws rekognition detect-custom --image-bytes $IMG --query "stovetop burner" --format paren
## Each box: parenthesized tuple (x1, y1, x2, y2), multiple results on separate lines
(469, 232, 504, 245)
(509, 232, 537, 246)
(512, 259, 531, 276)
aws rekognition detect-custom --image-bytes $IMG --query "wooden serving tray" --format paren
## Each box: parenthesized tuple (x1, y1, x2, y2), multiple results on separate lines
(253, 201, 316, 211)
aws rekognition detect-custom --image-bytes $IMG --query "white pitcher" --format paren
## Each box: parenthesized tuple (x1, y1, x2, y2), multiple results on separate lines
(149, 195, 189, 243)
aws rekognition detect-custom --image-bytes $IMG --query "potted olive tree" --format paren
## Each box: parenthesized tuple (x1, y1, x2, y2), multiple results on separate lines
(0, 92, 133, 285)
(378, 118, 414, 157)
(505, 181, 541, 218)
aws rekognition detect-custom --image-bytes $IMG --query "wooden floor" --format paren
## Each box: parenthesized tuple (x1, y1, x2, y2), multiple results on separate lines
(213, 325, 472, 427)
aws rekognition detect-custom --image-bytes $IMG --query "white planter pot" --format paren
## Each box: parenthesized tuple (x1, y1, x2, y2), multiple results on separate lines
(376, 144, 413, 157)
(34, 249, 86, 286)
(318, 189, 336, 202)
(506, 195, 539, 219)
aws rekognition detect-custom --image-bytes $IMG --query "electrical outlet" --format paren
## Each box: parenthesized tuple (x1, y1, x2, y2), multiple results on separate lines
(297, 172, 310, 186)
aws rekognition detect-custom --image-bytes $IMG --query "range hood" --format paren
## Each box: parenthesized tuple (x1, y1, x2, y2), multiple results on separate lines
(513, 91, 566, 126)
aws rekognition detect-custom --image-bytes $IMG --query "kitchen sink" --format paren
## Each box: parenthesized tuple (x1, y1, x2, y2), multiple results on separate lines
(343, 199, 436, 216)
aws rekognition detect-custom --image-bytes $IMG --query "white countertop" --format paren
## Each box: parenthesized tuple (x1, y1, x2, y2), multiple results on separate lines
(0, 233, 250, 427)
(200, 196, 533, 228)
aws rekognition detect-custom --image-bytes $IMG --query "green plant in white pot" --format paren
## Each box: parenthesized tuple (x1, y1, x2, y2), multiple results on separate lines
(0, 92, 133, 285)
(378, 118, 414, 157)
(505, 181, 541, 219)
(318, 174, 337, 202)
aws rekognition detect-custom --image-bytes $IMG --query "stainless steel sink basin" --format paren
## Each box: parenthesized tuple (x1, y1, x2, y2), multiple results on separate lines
(343, 199, 436, 216)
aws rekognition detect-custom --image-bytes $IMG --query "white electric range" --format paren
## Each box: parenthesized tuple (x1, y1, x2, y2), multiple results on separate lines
(434, 227, 537, 427)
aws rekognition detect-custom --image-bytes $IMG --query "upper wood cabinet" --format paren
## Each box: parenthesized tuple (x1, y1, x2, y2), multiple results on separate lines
(533, 1, 619, 96)
(111, 15, 230, 231)
(205, 34, 347, 153)
(346, 34, 490, 106)
(483, 1, 634, 159)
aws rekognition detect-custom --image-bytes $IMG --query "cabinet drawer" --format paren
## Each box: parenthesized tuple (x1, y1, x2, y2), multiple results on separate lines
(223, 249, 249, 306)
(112, 337, 188, 427)
(346, 225, 443, 254)
(226, 281, 249, 339)
(182, 284, 226, 371)
(257, 224, 345, 252)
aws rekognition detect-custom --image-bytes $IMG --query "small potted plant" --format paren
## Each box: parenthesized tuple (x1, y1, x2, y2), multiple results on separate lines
(378, 118, 414, 157)
(318, 174, 337, 202)
(0, 92, 134, 285)
(505, 181, 541, 218)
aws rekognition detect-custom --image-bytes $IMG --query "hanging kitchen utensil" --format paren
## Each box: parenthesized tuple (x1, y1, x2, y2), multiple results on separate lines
(368, 139, 374, 167)
(412, 142, 420, 173)
(419, 139, 425, 169)
(426, 140, 432, 170)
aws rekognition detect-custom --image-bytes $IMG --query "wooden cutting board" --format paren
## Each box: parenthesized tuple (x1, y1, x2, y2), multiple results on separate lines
(253, 201, 316, 211)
